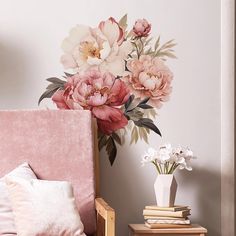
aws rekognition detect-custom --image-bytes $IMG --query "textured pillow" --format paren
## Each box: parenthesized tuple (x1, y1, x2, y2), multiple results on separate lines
(0, 163, 37, 235)
(6, 177, 86, 236)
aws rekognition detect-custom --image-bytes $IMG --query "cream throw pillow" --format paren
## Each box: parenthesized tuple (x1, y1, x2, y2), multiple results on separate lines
(6, 177, 86, 236)
(0, 163, 37, 235)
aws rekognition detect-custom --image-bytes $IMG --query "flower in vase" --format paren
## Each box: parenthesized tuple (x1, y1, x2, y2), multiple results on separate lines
(124, 55, 173, 108)
(141, 147, 157, 165)
(170, 146, 186, 164)
(60, 19, 132, 76)
(141, 144, 194, 174)
(157, 143, 172, 163)
(172, 146, 194, 171)
(178, 148, 194, 171)
(52, 68, 130, 134)
(133, 19, 151, 37)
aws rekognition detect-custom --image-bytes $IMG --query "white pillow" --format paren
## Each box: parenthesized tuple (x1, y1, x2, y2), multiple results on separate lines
(6, 177, 86, 236)
(0, 163, 37, 235)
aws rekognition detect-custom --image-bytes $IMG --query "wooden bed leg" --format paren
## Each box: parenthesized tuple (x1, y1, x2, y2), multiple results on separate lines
(105, 208, 115, 236)
(96, 213, 105, 236)
(95, 198, 115, 236)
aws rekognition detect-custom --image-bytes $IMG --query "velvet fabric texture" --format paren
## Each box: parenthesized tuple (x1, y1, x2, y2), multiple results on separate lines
(0, 110, 96, 235)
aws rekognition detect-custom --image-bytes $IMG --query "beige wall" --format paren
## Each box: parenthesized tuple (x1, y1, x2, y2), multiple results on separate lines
(0, 0, 221, 235)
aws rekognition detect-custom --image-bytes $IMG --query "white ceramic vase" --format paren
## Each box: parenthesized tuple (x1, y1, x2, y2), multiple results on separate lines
(154, 174, 177, 207)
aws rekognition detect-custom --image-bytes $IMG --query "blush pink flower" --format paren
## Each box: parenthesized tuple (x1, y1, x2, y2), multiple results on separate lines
(52, 69, 130, 134)
(133, 19, 151, 37)
(99, 17, 124, 46)
(124, 55, 173, 108)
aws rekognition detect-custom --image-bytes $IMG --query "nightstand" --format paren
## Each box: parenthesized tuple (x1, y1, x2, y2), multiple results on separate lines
(128, 224, 207, 236)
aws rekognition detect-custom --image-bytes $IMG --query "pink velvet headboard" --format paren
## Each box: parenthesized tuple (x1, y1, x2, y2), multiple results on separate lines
(0, 110, 96, 235)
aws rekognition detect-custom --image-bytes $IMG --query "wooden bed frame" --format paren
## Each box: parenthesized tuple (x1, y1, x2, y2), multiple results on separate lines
(93, 120, 115, 236)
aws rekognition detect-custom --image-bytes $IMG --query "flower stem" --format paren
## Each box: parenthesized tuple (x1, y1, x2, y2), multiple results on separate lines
(152, 161, 161, 174)
(164, 163, 168, 174)
(159, 164, 163, 174)
(168, 163, 175, 174)
(132, 42, 140, 58)
(166, 162, 170, 173)
(172, 163, 180, 172)
(139, 37, 144, 54)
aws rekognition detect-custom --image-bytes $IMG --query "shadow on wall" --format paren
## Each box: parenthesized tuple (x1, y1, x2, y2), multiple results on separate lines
(100, 150, 221, 236)
(0, 41, 28, 109)
(177, 167, 221, 236)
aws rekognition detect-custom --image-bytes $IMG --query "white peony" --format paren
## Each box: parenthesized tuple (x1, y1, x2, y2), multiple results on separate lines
(141, 147, 157, 165)
(157, 143, 172, 163)
(60, 18, 132, 76)
(173, 147, 194, 171)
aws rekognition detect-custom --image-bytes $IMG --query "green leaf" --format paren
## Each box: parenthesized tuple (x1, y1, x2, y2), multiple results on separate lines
(159, 39, 175, 50)
(137, 103, 153, 109)
(144, 108, 157, 119)
(112, 132, 122, 145)
(64, 72, 74, 77)
(98, 134, 108, 151)
(145, 127, 150, 134)
(126, 29, 133, 38)
(130, 126, 139, 144)
(139, 97, 150, 105)
(38, 86, 60, 105)
(106, 136, 117, 166)
(125, 95, 135, 110)
(46, 83, 63, 90)
(164, 43, 177, 49)
(145, 47, 153, 55)
(156, 51, 177, 59)
(139, 127, 148, 143)
(115, 129, 126, 145)
(46, 77, 66, 85)
(154, 36, 160, 50)
(157, 41, 176, 53)
(126, 109, 144, 121)
(134, 118, 162, 136)
(119, 14, 128, 30)
(145, 37, 153, 46)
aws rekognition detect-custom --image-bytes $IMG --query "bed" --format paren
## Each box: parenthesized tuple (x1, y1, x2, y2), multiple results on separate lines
(0, 110, 115, 236)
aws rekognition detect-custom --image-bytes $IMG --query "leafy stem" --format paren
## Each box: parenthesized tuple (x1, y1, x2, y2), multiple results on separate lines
(124, 95, 162, 137)
(132, 41, 140, 58)
(139, 37, 144, 55)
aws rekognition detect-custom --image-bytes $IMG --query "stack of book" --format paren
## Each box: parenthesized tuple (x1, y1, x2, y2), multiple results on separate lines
(143, 205, 191, 229)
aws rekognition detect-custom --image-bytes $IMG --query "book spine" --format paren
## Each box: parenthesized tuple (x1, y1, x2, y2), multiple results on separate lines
(146, 219, 191, 224)
(144, 216, 187, 220)
(143, 210, 190, 217)
(145, 222, 192, 229)
(145, 206, 189, 212)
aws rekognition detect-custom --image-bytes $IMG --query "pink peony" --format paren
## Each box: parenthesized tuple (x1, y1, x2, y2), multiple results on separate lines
(52, 69, 130, 134)
(133, 19, 151, 37)
(124, 55, 173, 108)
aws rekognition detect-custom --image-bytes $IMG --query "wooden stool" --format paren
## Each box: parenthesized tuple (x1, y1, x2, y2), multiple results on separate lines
(128, 224, 207, 236)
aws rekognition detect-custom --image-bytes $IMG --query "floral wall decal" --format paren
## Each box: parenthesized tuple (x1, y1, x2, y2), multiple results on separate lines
(39, 14, 176, 165)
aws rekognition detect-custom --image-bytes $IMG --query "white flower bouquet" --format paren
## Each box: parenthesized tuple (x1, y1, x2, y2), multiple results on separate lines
(141, 144, 194, 174)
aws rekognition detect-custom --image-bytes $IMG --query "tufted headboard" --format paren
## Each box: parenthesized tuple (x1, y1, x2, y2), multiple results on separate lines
(0, 110, 98, 235)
